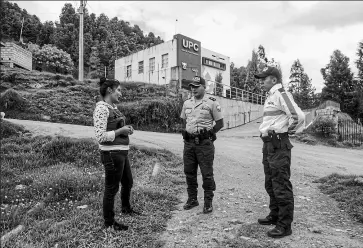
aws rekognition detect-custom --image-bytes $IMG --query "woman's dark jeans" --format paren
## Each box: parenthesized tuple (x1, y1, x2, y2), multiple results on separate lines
(100, 150, 133, 225)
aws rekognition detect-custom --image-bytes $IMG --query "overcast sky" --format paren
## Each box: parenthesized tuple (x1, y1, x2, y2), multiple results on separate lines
(13, 1, 363, 92)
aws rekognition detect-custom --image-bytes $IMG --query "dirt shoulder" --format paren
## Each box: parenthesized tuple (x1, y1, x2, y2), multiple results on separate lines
(6, 118, 363, 248)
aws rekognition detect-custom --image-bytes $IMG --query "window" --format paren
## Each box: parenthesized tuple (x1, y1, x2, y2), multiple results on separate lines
(138, 61, 144, 74)
(126, 65, 132, 77)
(162, 53, 168, 68)
(149, 57, 155, 72)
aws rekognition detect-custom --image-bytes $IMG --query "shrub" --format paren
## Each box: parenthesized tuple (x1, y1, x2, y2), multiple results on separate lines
(306, 116, 337, 136)
(0, 120, 26, 138)
(0, 89, 27, 111)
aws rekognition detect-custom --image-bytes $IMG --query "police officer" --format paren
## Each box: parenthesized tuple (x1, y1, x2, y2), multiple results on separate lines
(254, 66, 305, 238)
(180, 76, 224, 214)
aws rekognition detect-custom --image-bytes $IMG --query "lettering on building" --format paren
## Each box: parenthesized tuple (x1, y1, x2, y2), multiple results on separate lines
(182, 39, 199, 52)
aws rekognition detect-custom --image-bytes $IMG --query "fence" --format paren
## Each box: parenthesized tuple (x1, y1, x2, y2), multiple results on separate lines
(207, 80, 266, 105)
(338, 119, 363, 145)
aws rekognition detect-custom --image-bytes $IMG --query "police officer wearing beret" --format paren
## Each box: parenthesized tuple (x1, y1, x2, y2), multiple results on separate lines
(255, 66, 305, 238)
(180, 76, 224, 214)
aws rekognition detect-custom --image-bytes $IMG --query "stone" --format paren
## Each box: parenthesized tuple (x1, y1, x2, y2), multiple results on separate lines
(240, 236, 251, 241)
(15, 184, 26, 190)
(228, 219, 244, 225)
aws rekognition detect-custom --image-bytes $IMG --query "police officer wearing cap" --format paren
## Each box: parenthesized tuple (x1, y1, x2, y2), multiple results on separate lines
(255, 66, 305, 238)
(180, 76, 224, 214)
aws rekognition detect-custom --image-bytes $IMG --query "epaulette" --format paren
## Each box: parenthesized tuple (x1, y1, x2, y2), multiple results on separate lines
(209, 97, 216, 101)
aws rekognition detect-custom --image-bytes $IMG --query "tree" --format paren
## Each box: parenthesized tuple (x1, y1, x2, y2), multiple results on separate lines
(245, 50, 260, 92)
(28, 43, 74, 74)
(230, 62, 247, 89)
(321, 50, 355, 113)
(356, 41, 363, 80)
(89, 46, 100, 77)
(37, 21, 55, 46)
(288, 59, 316, 109)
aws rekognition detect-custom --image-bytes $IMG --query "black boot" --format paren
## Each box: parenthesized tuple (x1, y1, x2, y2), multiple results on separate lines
(203, 201, 213, 214)
(258, 215, 278, 225)
(267, 226, 292, 238)
(122, 207, 142, 215)
(183, 198, 199, 210)
(121, 187, 141, 215)
(105, 221, 128, 231)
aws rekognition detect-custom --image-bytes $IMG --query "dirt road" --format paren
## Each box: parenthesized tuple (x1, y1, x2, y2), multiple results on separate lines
(6, 118, 363, 247)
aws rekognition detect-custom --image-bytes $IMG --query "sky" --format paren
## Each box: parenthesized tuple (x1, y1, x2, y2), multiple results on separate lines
(12, 1, 363, 92)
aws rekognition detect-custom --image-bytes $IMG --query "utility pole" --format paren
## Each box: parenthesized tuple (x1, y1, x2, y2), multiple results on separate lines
(19, 17, 25, 43)
(78, 0, 84, 82)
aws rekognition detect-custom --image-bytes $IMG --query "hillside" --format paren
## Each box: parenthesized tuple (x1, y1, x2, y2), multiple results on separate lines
(0, 67, 183, 132)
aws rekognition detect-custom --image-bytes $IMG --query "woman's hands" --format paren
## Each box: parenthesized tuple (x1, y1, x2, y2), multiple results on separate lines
(115, 125, 133, 136)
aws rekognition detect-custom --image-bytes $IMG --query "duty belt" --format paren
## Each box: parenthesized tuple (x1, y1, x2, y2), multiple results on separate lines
(184, 133, 209, 144)
(260, 132, 289, 143)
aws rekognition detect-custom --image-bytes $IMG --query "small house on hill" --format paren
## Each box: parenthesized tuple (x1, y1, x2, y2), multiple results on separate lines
(0, 41, 32, 71)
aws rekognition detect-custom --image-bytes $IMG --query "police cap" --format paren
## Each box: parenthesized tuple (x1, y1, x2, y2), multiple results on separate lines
(254, 66, 281, 80)
(189, 76, 206, 87)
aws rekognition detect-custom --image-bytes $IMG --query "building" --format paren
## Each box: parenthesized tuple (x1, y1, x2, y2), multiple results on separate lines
(114, 34, 230, 95)
(0, 42, 32, 71)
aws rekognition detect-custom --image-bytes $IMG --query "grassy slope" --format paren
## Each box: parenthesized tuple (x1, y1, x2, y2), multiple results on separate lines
(0, 120, 184, 247)
(313, 173, 363, 224)
(0, 67, 182, 132)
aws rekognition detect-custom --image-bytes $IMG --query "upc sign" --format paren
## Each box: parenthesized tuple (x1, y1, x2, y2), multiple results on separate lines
(182, 39, 199, 52)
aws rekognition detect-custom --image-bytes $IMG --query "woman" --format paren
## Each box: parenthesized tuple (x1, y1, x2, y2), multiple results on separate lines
(93, 77, 139, 231)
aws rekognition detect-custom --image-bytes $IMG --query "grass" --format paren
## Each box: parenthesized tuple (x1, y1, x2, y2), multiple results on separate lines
(0, 120, 185, 247)
(0, 66, 183, 132)
(313, 173, 363, 224)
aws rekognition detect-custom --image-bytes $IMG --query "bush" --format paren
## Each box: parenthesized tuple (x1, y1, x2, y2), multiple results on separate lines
(118, 97, 183, 132)
(0, 120, 26, 138)
(306, 116, 337, 136)
(0, 89, 27, 111)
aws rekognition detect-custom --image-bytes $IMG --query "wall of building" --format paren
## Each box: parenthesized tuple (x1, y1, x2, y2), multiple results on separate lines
(201, 48, 230, 87)
(0, 42, 32, 71)
(114, 40, 178, 85)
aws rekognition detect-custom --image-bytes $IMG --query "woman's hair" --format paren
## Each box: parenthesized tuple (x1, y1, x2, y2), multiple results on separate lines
(99, 77, 121, 97)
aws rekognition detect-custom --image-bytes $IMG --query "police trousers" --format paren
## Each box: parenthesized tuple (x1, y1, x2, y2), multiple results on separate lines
(100, 150, 133, 225)
(183, 139, 216, 202)
(262, 138, 294, 229)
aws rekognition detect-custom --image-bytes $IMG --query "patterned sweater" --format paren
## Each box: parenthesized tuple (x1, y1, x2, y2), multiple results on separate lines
(93, 101, 129, 150)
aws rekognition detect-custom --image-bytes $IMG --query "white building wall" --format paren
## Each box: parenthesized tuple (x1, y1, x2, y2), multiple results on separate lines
(115, 40, 177, 85)
(201, 47, 230, 87)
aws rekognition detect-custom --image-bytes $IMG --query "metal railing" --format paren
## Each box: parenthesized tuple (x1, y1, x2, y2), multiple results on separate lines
(208, 80, 266, 105)
(338, 119, 363, 145)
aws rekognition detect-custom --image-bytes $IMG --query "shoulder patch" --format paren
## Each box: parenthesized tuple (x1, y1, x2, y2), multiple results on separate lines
(278, 88, 286, 93)
(209, 97, 216, 101)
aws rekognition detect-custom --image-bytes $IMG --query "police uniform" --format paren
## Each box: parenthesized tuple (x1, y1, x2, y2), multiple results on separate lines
(255, 66, 305, 237)
(180, 79, 223, 211)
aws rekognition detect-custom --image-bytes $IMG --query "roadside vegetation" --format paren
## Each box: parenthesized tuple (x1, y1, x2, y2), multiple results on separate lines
(0, 67, 183, 132)
(292, 114, 363, 149)
(0, 120, 185, 247)
(313, 173, 363, 224)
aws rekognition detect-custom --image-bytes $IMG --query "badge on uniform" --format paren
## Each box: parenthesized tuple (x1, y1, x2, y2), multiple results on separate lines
(216, 105, 221, 112)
